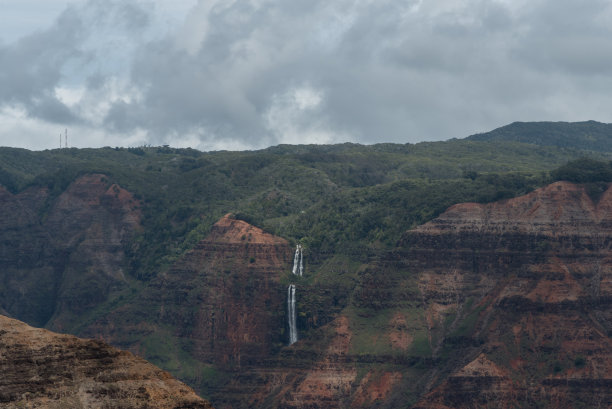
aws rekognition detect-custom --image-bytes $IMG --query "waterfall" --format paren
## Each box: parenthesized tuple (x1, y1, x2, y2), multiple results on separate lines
(292, 244, 303, 276)
(292, 245, 300, 275)
(288, 244, 303, 345)
(287, 284, 298, 345)
(299, 246, 303, 276)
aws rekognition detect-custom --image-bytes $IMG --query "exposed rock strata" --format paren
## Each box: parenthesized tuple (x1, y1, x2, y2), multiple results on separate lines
(402, 182, 612, 408)
(0, 314, 212, 409)
(47, 174, 141, 331)
(82, 181, 612, 408)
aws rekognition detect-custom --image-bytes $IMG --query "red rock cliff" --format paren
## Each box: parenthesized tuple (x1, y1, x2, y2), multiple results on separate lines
(83, 214, 293, 406)
(400, 182, 612, 408)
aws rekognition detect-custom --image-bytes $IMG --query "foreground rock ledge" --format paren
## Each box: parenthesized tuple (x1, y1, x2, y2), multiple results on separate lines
(0, 314, 212, 409)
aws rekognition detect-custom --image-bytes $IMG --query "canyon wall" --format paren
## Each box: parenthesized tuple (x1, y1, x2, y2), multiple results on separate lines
(400, 181, 612, 408)
(0, 174, 141, 331)
(83, 181, 612, 408)
(81, 214, 294, 407)
(221, 181, 612, 408)
(2, 174, 611, 408)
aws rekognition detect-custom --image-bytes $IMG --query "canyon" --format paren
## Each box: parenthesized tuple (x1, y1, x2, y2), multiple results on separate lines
(0, 166, 611, 407)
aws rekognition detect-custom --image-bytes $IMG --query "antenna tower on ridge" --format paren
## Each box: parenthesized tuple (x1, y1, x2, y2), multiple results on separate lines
(65, 129, 68, 148)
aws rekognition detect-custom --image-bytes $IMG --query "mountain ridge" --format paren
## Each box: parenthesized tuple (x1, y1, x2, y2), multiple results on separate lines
(466, 120, 612, 152)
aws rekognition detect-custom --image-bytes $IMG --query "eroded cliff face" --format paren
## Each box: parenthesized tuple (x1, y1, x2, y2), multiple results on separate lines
(82, 214, 294, 406)
(0, 174, 141, 330)
(0, 314, 212, 409)
(177, 214, 291, 366)
(255, 315, 403, 409)
(400, 181, 612, 408)
(0, 184, 53, 326)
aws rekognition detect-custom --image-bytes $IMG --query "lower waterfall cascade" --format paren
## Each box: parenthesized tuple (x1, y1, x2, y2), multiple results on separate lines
(287, 284, 298, 345)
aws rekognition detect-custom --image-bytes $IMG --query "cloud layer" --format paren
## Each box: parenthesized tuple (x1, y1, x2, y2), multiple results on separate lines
(2, 0, 612, 150)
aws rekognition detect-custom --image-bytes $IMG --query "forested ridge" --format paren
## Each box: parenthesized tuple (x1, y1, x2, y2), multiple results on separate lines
(1, 122, 612, 280)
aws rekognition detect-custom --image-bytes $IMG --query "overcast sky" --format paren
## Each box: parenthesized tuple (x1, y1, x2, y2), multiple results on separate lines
(1, 0, 612, 151)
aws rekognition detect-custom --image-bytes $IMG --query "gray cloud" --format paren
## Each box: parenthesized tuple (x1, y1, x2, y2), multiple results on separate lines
(0, 6, 84, 122)
(0, 0, 151, 127)
(513, 0, 612, 76)
(3, 0, 612, 150)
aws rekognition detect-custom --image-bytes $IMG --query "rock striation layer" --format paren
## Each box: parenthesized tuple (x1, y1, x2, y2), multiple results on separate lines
(0, 314, 212, 409)
(401, 181, 612, 408)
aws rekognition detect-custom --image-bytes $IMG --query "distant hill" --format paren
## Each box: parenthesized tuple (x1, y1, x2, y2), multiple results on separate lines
(466, 120, 612, 152)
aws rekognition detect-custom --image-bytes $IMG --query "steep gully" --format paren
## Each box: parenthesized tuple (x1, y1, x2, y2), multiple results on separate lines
(0, 174, 140, 331)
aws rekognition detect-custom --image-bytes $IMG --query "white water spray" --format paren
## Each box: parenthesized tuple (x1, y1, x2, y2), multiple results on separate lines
(287, 284, 298, 345)
(299, 246, 303, 276)
(288, 244, 303, 344)
(292, 244, 303, 276)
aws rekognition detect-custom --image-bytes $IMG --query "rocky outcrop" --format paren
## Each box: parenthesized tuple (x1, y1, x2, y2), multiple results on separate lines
(182, 214, 291, 365)
(0, 174, 141, 330)
(0, 314, 212, 409)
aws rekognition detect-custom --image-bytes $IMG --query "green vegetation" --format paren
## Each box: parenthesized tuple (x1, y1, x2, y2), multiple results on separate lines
(551, 157, 612, 183)
(0, 135, 610, 281)
(574, 356, 586, 368)
(550, 158, 612, 202)
(468, 120, 612, 152)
